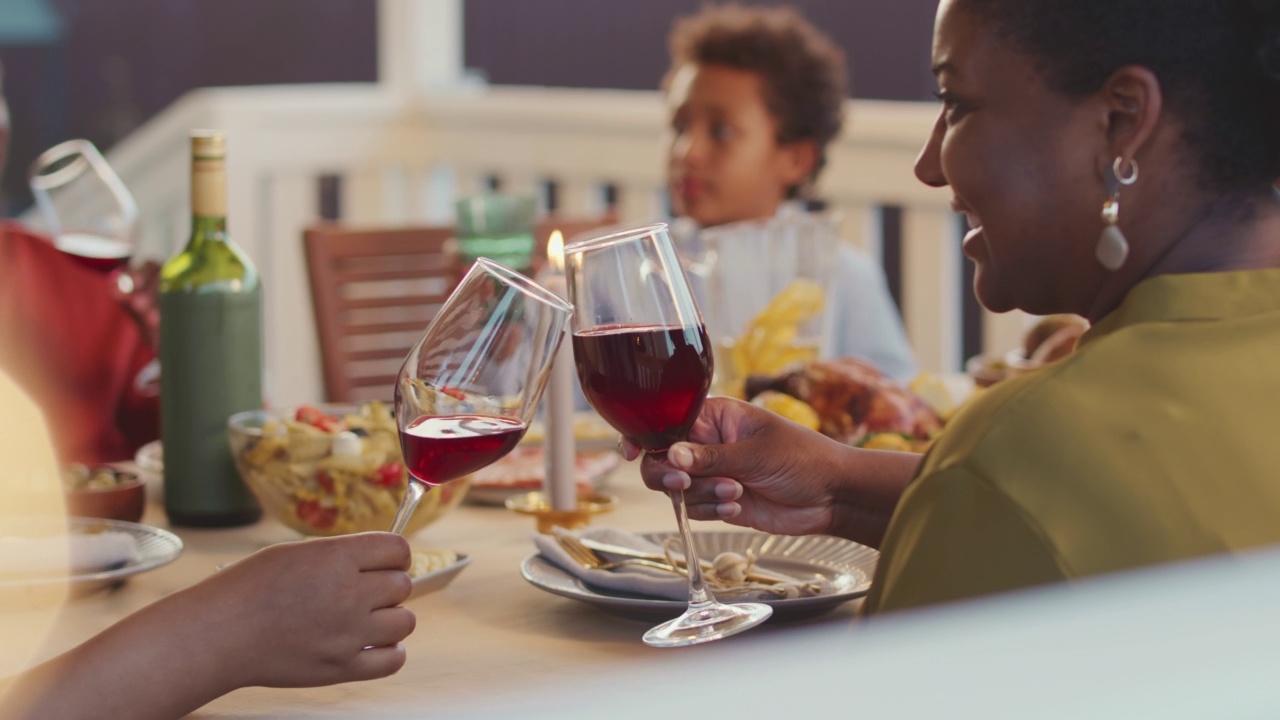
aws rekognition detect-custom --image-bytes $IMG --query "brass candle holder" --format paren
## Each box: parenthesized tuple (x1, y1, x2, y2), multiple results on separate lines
(505, 491, 618, 534)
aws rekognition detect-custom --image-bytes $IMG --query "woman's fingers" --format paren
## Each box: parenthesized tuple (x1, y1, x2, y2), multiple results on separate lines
(618, 438, 641, 461)
(678, 478, 743, 505)
(343, 532, 412, 572)
(666, 441, 758, 480)
(639, 464, 690, 492)
(639, 454, 680, 490)
(347, 644, 409, 682)
(361, 606, 417, 649)
(715, 501, 743, 519)
(363, 569, 414, 610)
(682, 500, 723, 521)
(682, 499, 744, 522)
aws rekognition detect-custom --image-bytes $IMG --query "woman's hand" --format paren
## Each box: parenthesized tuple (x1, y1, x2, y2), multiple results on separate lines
(621, 397, 922, 546)
(202, 532, 416, 690)
(2, 533, 416, 720)
(623, 397, 850, 536)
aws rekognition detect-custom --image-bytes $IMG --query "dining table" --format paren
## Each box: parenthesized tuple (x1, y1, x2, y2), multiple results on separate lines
(4, 461, 867, 719)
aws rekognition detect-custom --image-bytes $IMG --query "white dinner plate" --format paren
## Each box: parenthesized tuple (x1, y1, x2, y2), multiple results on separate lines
(0, 517, 184, 592)
(521, 530, 877, 622)
(409, 551, 471, 599)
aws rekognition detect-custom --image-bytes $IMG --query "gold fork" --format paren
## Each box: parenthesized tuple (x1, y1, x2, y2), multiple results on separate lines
(555, 534, 685, 575)
(575, 535, 789, 585)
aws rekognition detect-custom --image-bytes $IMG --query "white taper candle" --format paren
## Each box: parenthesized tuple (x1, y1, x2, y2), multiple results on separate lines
(542, 231, 577, 511)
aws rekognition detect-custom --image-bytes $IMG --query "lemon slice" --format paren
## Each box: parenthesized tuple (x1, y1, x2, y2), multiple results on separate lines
(754, 391, 821, 431)
(861, 433, 916, 452)
(909, 372, 957, 420)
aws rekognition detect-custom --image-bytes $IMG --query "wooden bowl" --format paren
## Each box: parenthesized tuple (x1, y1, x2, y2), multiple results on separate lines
(64, 472, 146, 523)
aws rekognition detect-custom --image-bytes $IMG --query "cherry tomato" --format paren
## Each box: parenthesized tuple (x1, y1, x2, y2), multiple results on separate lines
(295, 405, 343, 432)
(313, 415, 344, 433)
(368, 461, 403, 488)
(296, 499, 337, 530)
(440, 386, 466, 400)
(316, 470, 334, 493)
(295, 405, 325, 424)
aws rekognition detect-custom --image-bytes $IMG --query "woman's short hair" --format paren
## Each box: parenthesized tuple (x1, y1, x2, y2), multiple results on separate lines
(960, 0, 1280, 195)
(665, 4, 848, 195)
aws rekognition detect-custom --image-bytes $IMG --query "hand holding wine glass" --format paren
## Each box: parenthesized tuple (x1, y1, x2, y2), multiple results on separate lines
(564, 223, 772, 647)
(388, 258, 573, 534)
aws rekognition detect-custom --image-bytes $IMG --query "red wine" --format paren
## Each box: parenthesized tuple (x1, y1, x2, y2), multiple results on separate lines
(55, 232, 132, 273)
(400, 414, 527, 486)
(573, 324, 712, 451)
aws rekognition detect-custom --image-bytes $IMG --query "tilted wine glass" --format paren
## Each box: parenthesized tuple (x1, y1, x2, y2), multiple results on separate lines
(388, 257, 573, 534)
(563, 223, 772, 647)
(29, 138, 138, 274)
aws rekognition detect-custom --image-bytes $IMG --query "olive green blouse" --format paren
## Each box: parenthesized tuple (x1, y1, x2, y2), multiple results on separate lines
(863, 269, 1280, 613)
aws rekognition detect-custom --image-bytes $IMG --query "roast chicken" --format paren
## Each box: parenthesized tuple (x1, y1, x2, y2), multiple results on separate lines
(745, 358, 943, 445)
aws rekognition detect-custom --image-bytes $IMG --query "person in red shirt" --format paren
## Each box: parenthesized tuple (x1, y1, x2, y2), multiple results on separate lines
(0, 80, 159, 465)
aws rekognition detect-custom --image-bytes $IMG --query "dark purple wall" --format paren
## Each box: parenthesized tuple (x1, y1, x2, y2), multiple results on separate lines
(1, 0, 378, 212)
(464, 0, 939, 101)
(1, 1, 939, 214)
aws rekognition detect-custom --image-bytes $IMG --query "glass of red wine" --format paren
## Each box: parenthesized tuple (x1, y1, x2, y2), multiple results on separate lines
(563, 223, 772, 648)
(389, 257, 573, 535)
(28, 139, 138, 274)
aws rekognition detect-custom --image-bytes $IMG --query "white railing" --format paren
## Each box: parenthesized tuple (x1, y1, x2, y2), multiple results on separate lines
(91, 83, 1026, 408)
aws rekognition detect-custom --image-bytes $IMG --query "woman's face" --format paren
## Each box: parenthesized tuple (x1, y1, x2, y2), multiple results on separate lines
(915, 0, 1109, 315)
(665, 63, 812, 228)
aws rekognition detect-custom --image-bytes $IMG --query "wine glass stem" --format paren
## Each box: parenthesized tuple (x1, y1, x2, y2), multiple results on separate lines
(669, 489, 714, 606)
(390, 481, 426, 536)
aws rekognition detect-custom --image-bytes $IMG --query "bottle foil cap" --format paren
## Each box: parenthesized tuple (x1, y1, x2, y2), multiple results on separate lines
(191, 130, 226, 160)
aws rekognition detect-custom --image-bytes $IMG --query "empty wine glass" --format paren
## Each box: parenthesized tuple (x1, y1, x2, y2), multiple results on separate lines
(28, 138, 138, 273)
(389, 258, 573, 534)
(563, 223, 772, 648)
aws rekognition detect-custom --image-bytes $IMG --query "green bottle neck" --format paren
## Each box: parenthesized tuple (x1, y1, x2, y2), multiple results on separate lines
(161, 211, 257, 292)
(187, 214, 228, 245)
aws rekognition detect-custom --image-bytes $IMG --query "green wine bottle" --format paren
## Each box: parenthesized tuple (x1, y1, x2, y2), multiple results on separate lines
(159, 131, 263, 527)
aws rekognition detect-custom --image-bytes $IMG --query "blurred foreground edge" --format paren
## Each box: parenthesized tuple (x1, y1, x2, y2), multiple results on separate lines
(379, 545, 1280, 719)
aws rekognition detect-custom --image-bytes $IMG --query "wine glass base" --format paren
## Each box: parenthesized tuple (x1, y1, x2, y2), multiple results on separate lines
(641, 601, 772, 648)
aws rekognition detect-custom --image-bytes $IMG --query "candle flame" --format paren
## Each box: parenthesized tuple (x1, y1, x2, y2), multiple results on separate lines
(547, 230, 565, 273)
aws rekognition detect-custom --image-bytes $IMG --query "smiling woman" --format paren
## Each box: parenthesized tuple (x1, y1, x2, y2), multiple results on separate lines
(914, 2, 1107, 316)
(917, 0, 1280, 319)
(631, 0, 1280, 615)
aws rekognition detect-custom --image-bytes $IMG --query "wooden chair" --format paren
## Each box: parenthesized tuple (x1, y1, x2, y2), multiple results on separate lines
(304, 215, 616, 403)
(303, 224, 456, 403)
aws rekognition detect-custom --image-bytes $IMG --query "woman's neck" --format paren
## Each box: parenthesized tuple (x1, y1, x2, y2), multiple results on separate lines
(1085, 188, 1280, 321)
(1156, 189, 1280, 272)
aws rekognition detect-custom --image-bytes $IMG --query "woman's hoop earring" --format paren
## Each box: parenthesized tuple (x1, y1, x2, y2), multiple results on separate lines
(1113, 156, 1138, 186)
(1096, 157, 1138, 271)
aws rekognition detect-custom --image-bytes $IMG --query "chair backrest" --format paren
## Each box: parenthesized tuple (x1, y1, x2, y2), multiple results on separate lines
(303, 224, 456, 403)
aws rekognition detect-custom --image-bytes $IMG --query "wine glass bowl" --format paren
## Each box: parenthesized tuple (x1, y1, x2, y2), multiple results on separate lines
(28, 139, 138, 273)
(388, 258, 573, 534)
(571, 324, 712, 452)
(564, 223, 772, 647)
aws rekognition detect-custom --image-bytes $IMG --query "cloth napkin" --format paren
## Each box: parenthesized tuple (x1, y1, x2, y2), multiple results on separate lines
(0, 531, 139, 577)
(533, 527, 828, 602)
